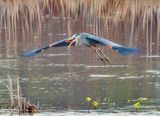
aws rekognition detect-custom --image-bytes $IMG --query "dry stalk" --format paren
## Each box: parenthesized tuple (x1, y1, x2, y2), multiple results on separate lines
(6, 75, 14, 109)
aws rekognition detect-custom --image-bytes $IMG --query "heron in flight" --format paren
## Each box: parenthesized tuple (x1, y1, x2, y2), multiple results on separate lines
(23, 33, 139, 64)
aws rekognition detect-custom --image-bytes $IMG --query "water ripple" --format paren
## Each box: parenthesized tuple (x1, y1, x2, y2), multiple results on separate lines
(86, 65, 129, 68)
(90, 74, 116, 78)
(118, 76, 142, 80)
(146, 70, 160, 75)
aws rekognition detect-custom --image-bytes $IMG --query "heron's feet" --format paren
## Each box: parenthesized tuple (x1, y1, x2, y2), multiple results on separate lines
(96, 51, 111, 65)
(90, 45, 111, 65)
(104, 57, 111, 64)
(98, 55, 109, 65)
(100, 58, 107, 64)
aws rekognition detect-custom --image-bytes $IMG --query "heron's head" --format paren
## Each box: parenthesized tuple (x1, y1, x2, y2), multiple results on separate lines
(66, 34, 78, 42)
(66, 34, 79, 48)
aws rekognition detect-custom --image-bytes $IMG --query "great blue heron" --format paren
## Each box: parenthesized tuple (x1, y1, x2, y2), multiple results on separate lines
(23, 33, 139, 64)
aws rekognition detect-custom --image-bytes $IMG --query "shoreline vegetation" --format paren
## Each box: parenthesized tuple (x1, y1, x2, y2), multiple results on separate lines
(0, 0, 159, 55)
(0, 76, 38, 115)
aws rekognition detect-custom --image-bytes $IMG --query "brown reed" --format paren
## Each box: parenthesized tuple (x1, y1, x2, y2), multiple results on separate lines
(5, 75, 38, 115)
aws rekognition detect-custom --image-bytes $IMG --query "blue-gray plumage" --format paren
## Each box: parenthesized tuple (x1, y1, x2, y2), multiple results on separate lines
(74, 33, 139, 55)
(23, 33, 139, 64)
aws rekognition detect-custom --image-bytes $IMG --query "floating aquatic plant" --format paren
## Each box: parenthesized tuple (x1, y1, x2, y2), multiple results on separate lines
(104, 97, 110, 102)
(85, 96, 92, 113)
(138, 97, 148, 101)
(128, 97, 149, 110)
(85, 97, 99, 112)
(86, 97, 92, 102)
(128, 99, 131, 103)
(134, 101, 141, 109)
(92, 101, 98, 108)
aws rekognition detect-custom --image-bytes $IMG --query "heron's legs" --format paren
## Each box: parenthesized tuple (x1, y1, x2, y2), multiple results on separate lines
(90, 45, 107, 64)
(95, 49, 107, 64)
(97, 48, 111, 64)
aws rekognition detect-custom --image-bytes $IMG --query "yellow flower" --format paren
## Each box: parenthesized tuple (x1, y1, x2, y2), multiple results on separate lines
(93, 101, 98, 107)
(86, 97, 92, 102)
(134, 102, 140, 109)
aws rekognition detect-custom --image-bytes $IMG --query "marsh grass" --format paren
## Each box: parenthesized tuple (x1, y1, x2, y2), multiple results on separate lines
(0, 0, 159, 55)
(3, 76, 38, 115)
(6, 75, 14, 109)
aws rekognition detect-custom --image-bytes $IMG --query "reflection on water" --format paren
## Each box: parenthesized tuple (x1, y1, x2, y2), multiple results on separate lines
(0, 17, 160, 115)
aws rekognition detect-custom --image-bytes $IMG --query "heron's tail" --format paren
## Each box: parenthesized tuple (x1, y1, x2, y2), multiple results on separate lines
(112, 46, 139, 55)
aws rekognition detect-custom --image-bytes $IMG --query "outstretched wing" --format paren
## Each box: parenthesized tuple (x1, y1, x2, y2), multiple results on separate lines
(81, 33, 139, 55)
(22, 38, 74, 57)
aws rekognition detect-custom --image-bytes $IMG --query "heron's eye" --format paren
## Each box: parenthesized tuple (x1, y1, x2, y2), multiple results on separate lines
(72, 34, 78, 38)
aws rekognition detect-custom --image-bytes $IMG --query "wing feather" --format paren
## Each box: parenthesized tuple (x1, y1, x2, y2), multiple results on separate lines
(80, 33, 139, 55)
(22, 38, 74, 57)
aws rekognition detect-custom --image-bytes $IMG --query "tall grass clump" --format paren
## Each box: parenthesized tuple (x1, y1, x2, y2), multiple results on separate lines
(4, 75, 38, 115)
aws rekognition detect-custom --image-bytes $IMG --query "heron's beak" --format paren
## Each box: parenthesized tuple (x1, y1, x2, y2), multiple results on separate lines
(66, 37, 75, 48)
(68, 39, 75, 48)
(66, 37, 73, 43)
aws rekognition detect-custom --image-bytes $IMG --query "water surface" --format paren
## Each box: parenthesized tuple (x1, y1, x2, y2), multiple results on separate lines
(0, 17, 160, 115)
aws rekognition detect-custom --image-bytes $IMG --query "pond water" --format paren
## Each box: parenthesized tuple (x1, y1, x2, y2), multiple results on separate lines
(0, 17, 160, 115)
